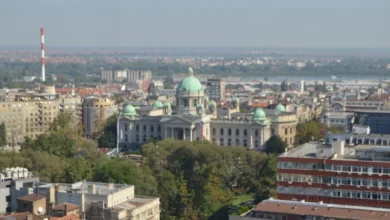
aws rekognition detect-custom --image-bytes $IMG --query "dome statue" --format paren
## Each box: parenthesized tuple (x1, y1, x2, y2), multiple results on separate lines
(275, 104, 286, 112)
(123, 104, 137, 116)
(253, 108, 266, 121)
(176, 67, 202, 93)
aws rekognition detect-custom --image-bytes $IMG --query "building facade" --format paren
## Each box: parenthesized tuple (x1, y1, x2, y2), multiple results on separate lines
(0, 93, 59, 149)
(320, 112, 353, 131)
(354, 110, 390, 134)
(118, 68, 272, 151)
(101, 69, 152, 83)
(0, 167, 38, 214)
(205, 78, 225, 101)
(82, 97, 117, 136)
(277, 140, 390, 208)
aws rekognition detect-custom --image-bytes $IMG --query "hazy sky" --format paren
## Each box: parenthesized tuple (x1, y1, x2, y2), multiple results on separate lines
(0, 0, 389, 48)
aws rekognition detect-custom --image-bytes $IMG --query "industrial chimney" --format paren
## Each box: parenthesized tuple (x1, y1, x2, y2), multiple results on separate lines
(41, 28, 45, 82)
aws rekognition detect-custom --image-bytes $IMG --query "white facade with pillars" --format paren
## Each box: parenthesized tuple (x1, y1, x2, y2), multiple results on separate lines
(117, 67, 271, 151)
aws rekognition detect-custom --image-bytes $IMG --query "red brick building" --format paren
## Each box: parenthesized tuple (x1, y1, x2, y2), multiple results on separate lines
(278, 140, 390, 208)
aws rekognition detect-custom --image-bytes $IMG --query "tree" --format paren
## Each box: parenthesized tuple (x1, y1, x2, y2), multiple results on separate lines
(265, 136, 287, 154)
(0, 122, 6, 147)
(64, 157, 93, 183)
(97, 114, 117, 148)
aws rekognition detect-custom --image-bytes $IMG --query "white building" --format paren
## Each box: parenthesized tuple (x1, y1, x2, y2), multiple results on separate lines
(320, 112, 353, 132)
(118, 67, 274, 151)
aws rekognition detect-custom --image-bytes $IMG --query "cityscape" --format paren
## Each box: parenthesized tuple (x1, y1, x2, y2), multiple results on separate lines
(1, 1, 390, 220)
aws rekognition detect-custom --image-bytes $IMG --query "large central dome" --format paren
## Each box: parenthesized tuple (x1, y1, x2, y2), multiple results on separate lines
(176, 67, 203, 93)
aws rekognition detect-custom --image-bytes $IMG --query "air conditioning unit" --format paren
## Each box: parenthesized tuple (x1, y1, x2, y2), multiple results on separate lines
(336, 184, 340, 187)
(288, 181, 292, 184)
(357, 185, 360, 188)
(348, 172, 352, 175)
(368, 173, 372, 176)
(308, 182, 312, 186)
(379, 173, 383, 177)
(378, 186, 382, 189)
(327, 183, 331, 186)
(337, 171, 341, 174)
(367, 186, 371, 189)
(358, 173, 362, 175)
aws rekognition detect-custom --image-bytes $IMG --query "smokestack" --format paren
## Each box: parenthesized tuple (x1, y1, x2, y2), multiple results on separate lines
(41, 28, 45, 82)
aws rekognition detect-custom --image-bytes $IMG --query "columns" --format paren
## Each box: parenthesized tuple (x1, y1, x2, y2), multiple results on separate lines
(183, 128, 186, 140)
(190, 126, 194, 141)
(249, 128, 254, 149)
(165, 126, 168, 139)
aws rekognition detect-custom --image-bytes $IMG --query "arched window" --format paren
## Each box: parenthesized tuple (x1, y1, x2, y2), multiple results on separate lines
(150, 125, 154, 132)
(244, 140, 247, 147)
(213, 128, 216, 135)
(290, 128, 293, 134)
(271, 128, 275, 135)
(236, 129, 239, 136)
(255, 129, 259, 137)
(236, 139, 239, 146)
(255, 140, 259, 148)
(136, 125, 139, 132)
(143, 135, 147, 143)
(143, 125, 147, 132)
(228, 129, 232, 136)
(228, 139, 231, 146)
(125, 134, 128, 142)
(285, 128, 288, 135)
(213, 138, 216, 143)
(157, 125, 161, 133)
(220, 138, 224, 146)
(244, 129, 247, 136)
(124, 124, 128, 131)
(290, 137, 293, 145)
(136, 135, 139, 143)
(220, 128, 224, 135)
(285, 138, 288, 144)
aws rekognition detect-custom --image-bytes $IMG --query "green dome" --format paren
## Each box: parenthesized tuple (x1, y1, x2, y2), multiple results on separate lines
(253, 108, 266, 121)
(152, 100, 163, 109)
(163, 102, 171, 107)
(176, 67, 203, 93)
(209, 100, 216, 107)
(232, 96, 239, 102)
(275, 104, 286, 112)
(123, 104, 136, 116)
(196, 103, 204, 108)
(204, 96, 209, 101)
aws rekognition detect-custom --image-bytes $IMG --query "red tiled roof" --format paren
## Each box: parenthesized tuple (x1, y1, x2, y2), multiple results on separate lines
(50, 214, 80, 220)
(52, 203, 79, 212)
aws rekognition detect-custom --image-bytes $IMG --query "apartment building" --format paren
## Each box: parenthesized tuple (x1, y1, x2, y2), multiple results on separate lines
(205, 78, 225, 101)
(0, 93, 59, 149)
(0, 167, 39, 214)
(35, 181, 160, 220)
(82, 97, 117, 136)
(278, 140, 390, 208)
(101, 69, 152, 83)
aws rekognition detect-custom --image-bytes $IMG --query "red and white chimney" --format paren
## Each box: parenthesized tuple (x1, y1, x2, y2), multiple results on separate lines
(41, 28, 45, 82)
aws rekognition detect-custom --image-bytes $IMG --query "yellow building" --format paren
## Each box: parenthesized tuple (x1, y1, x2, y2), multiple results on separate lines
(268, 104, 298, 147)
(82, 97, 117, 136)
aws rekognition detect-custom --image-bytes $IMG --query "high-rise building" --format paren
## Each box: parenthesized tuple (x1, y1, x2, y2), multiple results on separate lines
(278, 140, 390, 208)
(100, 69, 152, 83)
(205, 78, 225, 101)
(82, 97, 117, 136)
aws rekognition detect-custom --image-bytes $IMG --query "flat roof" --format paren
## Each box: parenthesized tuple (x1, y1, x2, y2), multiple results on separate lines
(110, 196, 158, 213)
(254, 199, 390, 220)
(36, 181, 132, 195)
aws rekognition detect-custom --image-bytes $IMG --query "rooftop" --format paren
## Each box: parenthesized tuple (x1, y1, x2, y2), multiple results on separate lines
(36, 181, 131, 195)
(254, 199, 390, 220)
(52, 203, 80, 212)
(110, 196, 158, 213)
(18, 194, 46, 202)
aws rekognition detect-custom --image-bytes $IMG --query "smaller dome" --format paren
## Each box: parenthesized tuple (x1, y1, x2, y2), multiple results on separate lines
(123, 104, 136, 116)
(204, 96, 209, 102)
(253, 108, 266, 121)
(152, 100, 163, 109)
(196, 103, 204, 109)
(275, 104, 286, 112)
(163, 102, 171, 107)
(232, 96, 239, 102)
(209, 100, 216, 107)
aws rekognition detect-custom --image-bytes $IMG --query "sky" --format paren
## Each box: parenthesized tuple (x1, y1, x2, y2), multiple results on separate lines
(0, 0, 389, 48)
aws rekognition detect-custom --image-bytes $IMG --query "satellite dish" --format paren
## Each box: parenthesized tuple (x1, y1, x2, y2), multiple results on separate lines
(38, 207, 43, 214)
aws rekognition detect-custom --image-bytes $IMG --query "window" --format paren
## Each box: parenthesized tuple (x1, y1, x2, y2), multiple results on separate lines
(271, 128, 275, 135)
(290, 128, 292, 134)
(124, 124, 128, 131)
(285, 128, 288, 135)
(228, 139, 231, 146)
(236, 129, 239, 136)
(150, 125, 154, 133)
(143, 125, 147, 132)
(220, 138, 224, 146)
(244, 129, 247, 136)
(183, 99, 188, 107)
(236, 139, 239, 146)
(228, 129, 231, 136)
(193, 99, 197, 106)
(6, 196, 10, 202)
(136, 125, 139, 132)
(220, 128, 224, 135)
(255, 129, 258, 137)
(212, 128, 216, 135)
(125, 134, 128, 142)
